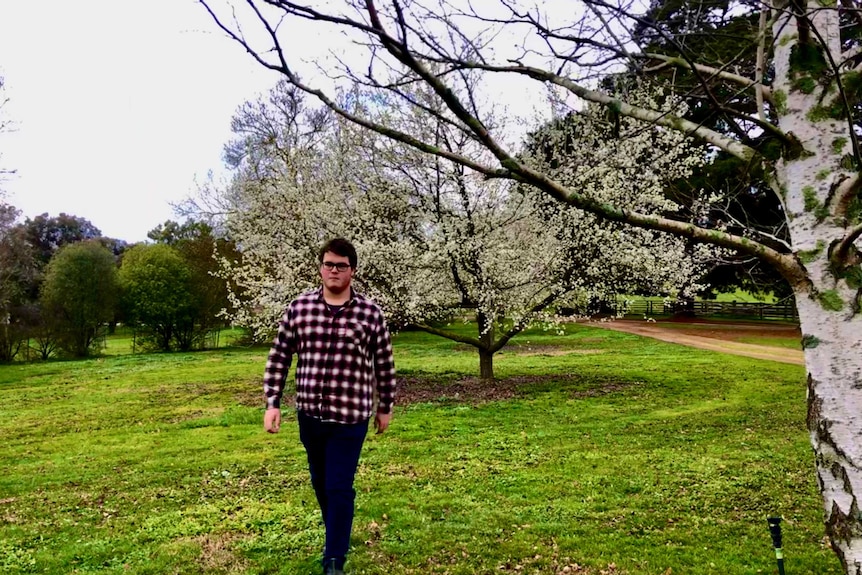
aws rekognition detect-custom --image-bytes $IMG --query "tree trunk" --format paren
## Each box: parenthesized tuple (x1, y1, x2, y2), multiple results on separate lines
(477, 310, 495, 380)
(479, 348, 494, 380)
(796, 295, 862, 573)
(770, 7, 862, 570)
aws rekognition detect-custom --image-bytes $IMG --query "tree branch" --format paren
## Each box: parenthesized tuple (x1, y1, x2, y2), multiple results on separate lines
(452, 61, 757, 161)
(756, 6, 769, 122)
(829, 173, 862, 219)
(292, 74, 507, 177)
(642, 52, 774, 105)
(413, 321, 484, 349)
(833, 222, 862, 265)
(586, 0, 755, 147)
(490, 288, 568, 353)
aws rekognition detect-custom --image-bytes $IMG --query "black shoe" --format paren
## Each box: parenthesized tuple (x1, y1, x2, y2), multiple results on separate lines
(323, 559, 345, 575)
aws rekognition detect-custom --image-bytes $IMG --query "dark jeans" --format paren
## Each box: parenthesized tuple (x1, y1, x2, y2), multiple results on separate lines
(297, 411, 369, 569)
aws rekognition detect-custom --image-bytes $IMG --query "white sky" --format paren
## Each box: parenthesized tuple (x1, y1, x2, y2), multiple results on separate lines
(0, 0, 280, 242)
(0, 1, 559, 243)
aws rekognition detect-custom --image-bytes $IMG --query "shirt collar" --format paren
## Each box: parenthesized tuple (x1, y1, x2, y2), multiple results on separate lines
(315, 286, 356, 306)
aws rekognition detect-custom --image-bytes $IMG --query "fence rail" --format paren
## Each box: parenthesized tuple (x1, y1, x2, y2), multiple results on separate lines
(619, 300, 798, 322)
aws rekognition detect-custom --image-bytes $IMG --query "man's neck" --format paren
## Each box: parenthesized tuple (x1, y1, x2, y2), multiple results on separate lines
(323, 286, 351, 306)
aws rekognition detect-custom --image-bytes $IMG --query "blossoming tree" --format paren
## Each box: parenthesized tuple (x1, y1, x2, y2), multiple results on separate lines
(213, 80, 709, 378)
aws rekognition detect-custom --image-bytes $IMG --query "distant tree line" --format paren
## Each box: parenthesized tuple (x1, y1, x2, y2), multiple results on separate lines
(0, 211, 237, 360)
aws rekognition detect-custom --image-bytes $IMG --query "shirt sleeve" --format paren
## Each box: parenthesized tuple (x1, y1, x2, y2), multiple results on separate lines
(263, 307, 296, 409)
(372, 311, 397, 414)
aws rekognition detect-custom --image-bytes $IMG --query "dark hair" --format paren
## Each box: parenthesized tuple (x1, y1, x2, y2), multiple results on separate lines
(319, 238, 357, 268)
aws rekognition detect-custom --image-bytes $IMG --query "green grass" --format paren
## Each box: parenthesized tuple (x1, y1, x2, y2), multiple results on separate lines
(23, 328, 247, 359)
(97, 327, 247, 356)
(0, 324, 839, 574)
(737, 336, 802, 349)
(711, 290, 777, 303)
(621, 289, 776, 308)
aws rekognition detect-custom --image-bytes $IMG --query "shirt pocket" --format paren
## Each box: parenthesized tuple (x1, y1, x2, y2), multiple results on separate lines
(334, 321, 366, 353)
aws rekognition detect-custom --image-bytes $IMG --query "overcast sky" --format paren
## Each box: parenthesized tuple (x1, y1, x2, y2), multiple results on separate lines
(0, 0, 279, 242)
(0, 1, 555, 243)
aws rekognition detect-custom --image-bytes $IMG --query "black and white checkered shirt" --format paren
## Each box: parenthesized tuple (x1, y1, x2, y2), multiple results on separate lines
(263, 287, 396, 424)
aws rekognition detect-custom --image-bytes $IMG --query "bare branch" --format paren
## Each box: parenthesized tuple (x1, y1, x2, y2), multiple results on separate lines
(452, 61, 758, 161)
(300, 77, 504, 176)
(199, 0, 287, 74)
(642, 53, 774, 105)
(413, 321, 484, 347)
(714, 202, 792, 252)
(585, 0, 756, 147)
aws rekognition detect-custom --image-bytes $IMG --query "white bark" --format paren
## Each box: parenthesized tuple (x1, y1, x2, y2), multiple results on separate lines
(773, 5, 862, 571)
(797, 295, 862, 573)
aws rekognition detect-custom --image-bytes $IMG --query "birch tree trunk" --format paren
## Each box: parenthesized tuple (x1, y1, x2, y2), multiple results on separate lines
(774, 5, 862, 571)
(798, 298, 862, 572)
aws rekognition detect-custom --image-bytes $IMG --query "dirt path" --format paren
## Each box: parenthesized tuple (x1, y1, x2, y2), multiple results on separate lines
(591, 319, 804, 365)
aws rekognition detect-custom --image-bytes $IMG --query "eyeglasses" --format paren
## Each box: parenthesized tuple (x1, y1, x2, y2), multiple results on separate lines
(321, 262, 351, 272)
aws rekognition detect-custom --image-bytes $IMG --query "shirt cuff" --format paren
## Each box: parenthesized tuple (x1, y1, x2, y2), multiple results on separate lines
(266, 397, 281, 410)
(377, 401, 393, 414)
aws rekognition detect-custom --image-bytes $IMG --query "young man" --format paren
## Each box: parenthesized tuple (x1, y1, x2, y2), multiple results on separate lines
(262, 238, 396, 575)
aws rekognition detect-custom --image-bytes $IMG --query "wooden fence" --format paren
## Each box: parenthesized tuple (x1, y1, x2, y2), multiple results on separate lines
(618, 299, 798, 321)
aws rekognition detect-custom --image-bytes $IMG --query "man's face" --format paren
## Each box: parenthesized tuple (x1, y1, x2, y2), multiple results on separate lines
(320, 251, 354, 294)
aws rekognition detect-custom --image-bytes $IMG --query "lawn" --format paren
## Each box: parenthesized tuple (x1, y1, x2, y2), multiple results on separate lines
(0, 324, 839, 574)
(736, 336, 801, 349)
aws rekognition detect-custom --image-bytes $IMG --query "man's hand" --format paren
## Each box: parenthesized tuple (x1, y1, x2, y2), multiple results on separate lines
(264, 408, 281, 433)
(374, 411, 392, 434)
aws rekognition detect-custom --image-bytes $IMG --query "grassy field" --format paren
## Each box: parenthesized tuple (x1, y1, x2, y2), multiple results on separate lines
(735, 336, 801, 349)
(619, 289, 777, 309)
(96, 327, 247, 356)
(0, 323, 839, 574)
(710, 290, 777, 303)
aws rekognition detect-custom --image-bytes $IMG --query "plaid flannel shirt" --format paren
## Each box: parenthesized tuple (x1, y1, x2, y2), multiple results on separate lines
(263, 287, 396, 424)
